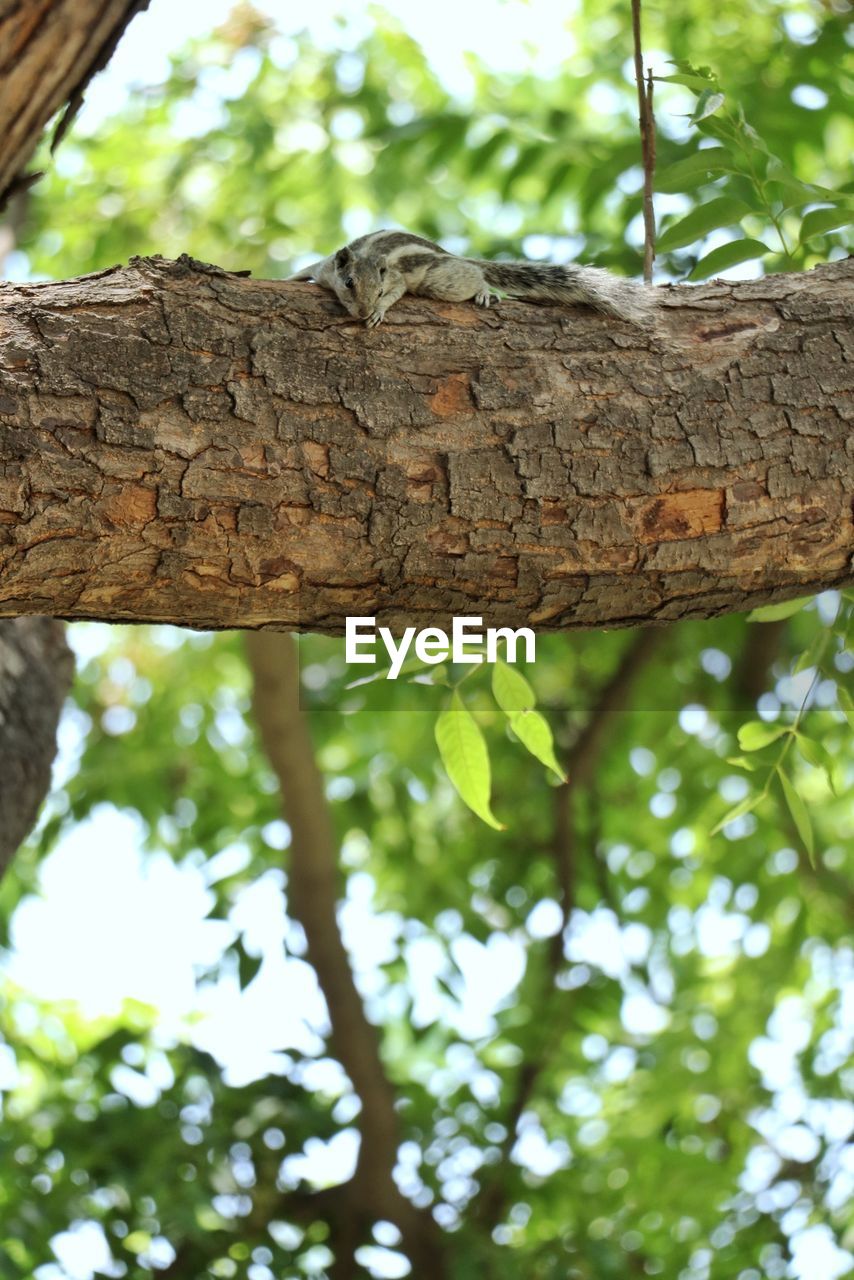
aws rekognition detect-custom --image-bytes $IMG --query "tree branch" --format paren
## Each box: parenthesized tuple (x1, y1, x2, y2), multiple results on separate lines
(1, 255, 851, 631)
(631, 0, 657, 282)
(553, 626, 665, 929)
(734, 618, 787, 705)
(243, 631, 444, 1272)
(0, 0, 151, 207)
(0, 616, 73, 874)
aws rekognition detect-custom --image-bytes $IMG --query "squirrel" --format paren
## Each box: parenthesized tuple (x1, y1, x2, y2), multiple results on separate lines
(287, 229, 655, 329)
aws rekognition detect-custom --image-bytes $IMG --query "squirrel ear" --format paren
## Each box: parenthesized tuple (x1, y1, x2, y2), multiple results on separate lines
(334, 247, 351, 270)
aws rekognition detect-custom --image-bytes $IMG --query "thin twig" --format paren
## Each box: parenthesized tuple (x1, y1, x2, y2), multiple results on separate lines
(631, 0, 657, 282)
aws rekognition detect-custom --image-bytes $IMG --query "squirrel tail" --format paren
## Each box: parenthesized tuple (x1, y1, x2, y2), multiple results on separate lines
(286, 259, 327, 282)
(478, 260, 655, 328)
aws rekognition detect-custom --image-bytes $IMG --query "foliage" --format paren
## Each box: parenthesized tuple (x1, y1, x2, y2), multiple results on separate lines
(2, 3, 853, 1279)
(14, 3, 853, 285)
(654, 61, 853, 278)
(3, 600, 852, 1278)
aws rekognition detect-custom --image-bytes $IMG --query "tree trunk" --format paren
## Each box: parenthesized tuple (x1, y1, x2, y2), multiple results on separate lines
(0, 0, 151, 207)
(1, 254, 851, 632)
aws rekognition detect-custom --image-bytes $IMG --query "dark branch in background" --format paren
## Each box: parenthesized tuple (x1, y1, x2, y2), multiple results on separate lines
(0, 186, 31, 270)
(631, 0, 657, 282)
(735, 619, 787, 706)
(244, 632, 444, 1279)
(475, 627, 665, 1229)
(0, 618, 74, 877)
(0, 0, 151, 209)
(552, 627, 666, 939)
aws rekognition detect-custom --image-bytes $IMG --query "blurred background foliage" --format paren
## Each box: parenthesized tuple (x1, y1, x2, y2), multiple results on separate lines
(1, 1, 853, 1278)
(13, 0, 853, 281)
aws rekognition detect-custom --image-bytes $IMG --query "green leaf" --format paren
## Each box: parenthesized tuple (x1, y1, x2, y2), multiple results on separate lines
(710, 791, 762, 836)
(656, 73, 722, 91)
(737, 721, 787, 751)
(725, 755, 762, 772)
(799, 206, 854, 243)
(655, 147, 737, 193)
(435, 693, 504, 829)
(690, 90, 726, 123)
(467, 128, 512, 176)
(687, 238, 772, 281)
(794, 629, 830, 674)
(837, 685, 854, 731)
(509, 710, 566, 782)
(747, 596, 811, 622)
(346, 651, 427, 687)
(491, 659, 536, 714)
(543, 159, 575, 203)
(501, 143, 547, 198)
(657, 196, 752, 253)
(777, 768, 814, 864)
(666, 59, 719, 84)
(795, 733, 837, 796)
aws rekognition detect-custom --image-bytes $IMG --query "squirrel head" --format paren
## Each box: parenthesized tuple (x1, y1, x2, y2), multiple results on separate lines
(333, 247, 386, 320)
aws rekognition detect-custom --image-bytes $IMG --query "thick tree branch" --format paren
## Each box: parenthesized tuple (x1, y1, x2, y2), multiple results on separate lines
(244, 631, 444, 1273)
(0, 0, 151, 207)
(1, 255, 852, 632)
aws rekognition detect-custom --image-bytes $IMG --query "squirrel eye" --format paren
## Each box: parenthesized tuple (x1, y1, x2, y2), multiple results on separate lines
(345, 276, 355, 289)
(379, 266, 386, 277)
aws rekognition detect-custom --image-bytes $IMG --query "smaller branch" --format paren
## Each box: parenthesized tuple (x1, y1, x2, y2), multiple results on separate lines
(244, 632, 444, 1274)
(631, 0, 657, 282)
(734, 618, 786, 706)
(551, 626, 665, 934)
(245, 631, 401, 1180)
(51, 1, 151, 156)
(0, 1, 152, 208)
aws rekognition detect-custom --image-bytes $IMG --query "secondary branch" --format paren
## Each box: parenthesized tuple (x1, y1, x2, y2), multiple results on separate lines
(244, 631, 444, 1273)
(0, 0, 151, 206)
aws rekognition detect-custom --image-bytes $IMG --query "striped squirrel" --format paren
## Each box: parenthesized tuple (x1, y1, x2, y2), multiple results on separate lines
(287, 229, 655, 329)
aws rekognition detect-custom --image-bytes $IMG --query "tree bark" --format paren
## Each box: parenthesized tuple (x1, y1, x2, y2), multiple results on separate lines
(0, 0, 151, 207)
(0, 616, 73, 875)
(1, 254, 852, 633)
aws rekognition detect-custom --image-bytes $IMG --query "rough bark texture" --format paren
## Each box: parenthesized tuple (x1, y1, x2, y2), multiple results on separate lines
(0, 0, 151, 207)
(1, 254, 852, 633)
(0, 616, 73, 875)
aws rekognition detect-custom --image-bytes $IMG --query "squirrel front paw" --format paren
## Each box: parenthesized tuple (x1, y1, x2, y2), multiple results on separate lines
(366, 309, 386, 328)
(474, 289, 492, 308)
